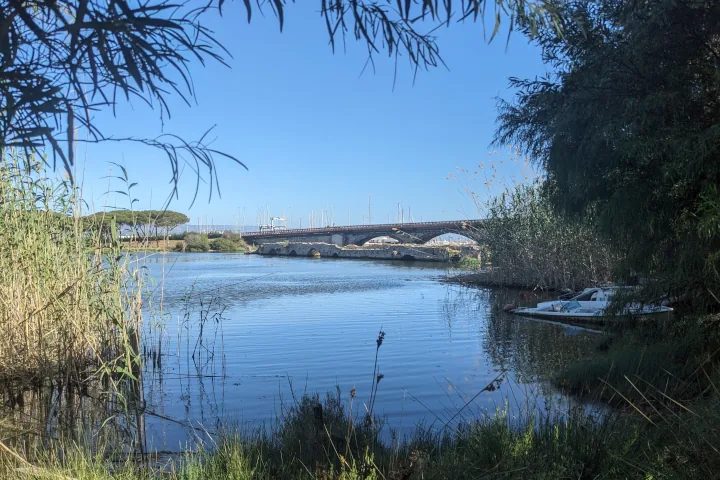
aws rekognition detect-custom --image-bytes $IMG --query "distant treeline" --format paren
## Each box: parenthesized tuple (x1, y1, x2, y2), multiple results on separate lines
(81, 210, 190, 240)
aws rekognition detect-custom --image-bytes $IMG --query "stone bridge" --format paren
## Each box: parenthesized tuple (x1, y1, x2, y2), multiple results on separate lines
(241, 219, 483, 247)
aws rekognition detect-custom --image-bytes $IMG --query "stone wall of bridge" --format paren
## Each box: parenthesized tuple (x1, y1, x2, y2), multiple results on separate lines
(255, 242, 480, 262)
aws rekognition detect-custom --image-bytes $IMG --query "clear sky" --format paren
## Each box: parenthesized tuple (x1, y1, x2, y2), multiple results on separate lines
(78, 3, 547, 228)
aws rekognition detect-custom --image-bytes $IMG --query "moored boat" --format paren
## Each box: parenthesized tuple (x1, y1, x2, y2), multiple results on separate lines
(510, 286, 673, 321)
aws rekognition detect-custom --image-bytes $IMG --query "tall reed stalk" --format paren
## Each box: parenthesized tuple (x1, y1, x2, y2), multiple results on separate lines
(453, 147, 617, 290)
(0, 151, 149, 447)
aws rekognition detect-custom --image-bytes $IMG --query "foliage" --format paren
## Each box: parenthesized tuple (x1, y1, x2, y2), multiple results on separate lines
(495, 0, 720, 307)
(179, 232, 210, 252)
(479, 183, 616, 290)
(154, 210, 191, 231)
(456, 255, 481, 269)
(0, 152, 149, 459)
(0, 0, 246, 200)
(556, 315, 720, 407)
(221, 230, 245, 243)
(452, 148, 616, 290)
(0, 0, 561, 199)
(82, 209, 189, 241)
(210, 237, 244, 252)
(4, 385, 720, 479)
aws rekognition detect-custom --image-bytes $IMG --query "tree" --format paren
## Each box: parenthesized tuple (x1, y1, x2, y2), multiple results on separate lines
(494, 0, 720, 307)
(154, 211, 190, 244)
(1, 1, 560, 203)
(82, 209, 189, 245)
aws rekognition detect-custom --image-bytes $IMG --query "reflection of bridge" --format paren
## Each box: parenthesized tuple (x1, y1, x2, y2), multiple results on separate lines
(241, 220, 483, 247)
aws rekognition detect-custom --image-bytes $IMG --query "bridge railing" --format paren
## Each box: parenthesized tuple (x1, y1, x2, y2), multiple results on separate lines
(240, 219, 484, 237)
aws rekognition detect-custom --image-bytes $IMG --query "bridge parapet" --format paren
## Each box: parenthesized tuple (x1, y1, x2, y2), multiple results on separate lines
(241, 219, 484, 246)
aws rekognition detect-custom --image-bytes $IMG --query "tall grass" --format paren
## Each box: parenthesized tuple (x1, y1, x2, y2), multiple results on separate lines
(2, 390, 716, 479)
(0, 152, 149, 449)
(479, 184, 616, 290)
(452, 147, 617, 290)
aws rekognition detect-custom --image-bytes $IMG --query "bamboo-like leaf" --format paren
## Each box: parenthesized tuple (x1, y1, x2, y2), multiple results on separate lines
(242, 0, 251, 22)
(274, 0, 284, 31)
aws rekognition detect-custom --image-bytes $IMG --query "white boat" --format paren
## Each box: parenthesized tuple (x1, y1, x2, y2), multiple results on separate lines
(510, 287, 673, 321)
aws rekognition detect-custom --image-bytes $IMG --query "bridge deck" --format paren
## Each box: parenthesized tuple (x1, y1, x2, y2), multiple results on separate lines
(240, 219, 482, 237)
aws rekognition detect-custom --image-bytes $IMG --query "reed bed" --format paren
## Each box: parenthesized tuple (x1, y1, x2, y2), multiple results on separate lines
(452, 148, 617, 290)
(0, 153, 150, 452)
(0, 155, 139, 380)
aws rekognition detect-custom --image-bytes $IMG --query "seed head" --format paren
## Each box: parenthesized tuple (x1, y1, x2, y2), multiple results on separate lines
(376, 330, 385, 349)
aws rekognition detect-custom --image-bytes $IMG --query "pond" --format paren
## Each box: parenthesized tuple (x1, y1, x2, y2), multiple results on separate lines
(138, 252, 599, 450)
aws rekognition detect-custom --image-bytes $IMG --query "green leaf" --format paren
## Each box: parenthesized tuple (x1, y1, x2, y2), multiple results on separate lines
(110, 218, 118, 244)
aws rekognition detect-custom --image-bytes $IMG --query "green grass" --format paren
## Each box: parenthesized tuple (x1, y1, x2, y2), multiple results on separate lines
(2, 383, 719, 479)
(555, 316, 720, 407)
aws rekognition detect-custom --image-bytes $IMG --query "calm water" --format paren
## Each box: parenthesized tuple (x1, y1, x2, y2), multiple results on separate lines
(138, 253, 597, 450)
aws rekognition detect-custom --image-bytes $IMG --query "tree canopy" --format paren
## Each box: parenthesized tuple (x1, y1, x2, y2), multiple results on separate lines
(82, 209, 189, 235)
(495, 0, 720, 305)
(1, 0, 560, 202)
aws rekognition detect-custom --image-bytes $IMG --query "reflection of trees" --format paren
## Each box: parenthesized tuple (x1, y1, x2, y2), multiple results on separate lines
(439, 286, 489, 332)
(482, 290, 596, 384)
(438, 285, 596, 385)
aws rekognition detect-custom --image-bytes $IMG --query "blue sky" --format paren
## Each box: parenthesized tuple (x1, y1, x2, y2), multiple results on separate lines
(78, 3, 546, 228)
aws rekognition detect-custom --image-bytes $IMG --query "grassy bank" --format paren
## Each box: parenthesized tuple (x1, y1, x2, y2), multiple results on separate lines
(1, 384, 717, 479)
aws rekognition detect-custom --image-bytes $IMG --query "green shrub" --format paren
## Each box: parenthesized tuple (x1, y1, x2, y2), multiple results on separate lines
(210, 238, 243, 252)
(221, 231, 245, 244)
(457, 256, 481, 269)
(183, 232, 210, 252)
(555, 316, 720, 406)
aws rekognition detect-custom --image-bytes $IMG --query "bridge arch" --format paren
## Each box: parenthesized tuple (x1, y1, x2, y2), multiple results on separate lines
(307, 248, 320, 258)
(351, 235, 404, 246)
(421, 232, 478, 245)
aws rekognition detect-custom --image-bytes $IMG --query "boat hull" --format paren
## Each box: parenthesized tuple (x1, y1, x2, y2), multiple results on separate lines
(510, 307, 673, 322)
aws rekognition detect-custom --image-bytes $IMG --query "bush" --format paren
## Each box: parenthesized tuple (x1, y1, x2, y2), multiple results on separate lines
(555, 316, 720, 406)
(210, 238, 243, 252)
(221, 231, 245, 244)
(182, 232, 210, 252)
(470, 183, 617, 290)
